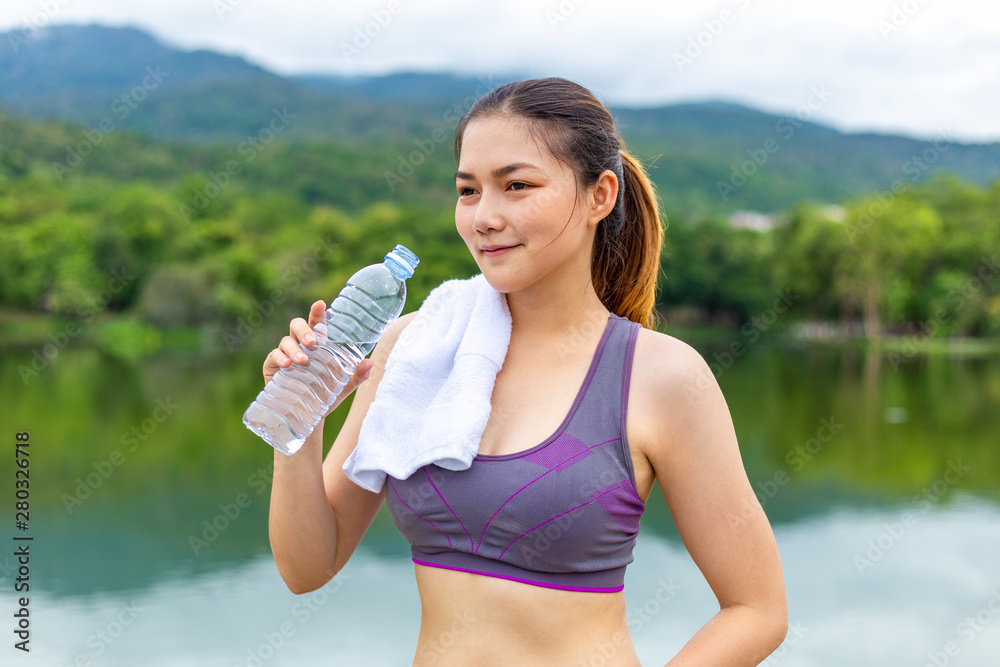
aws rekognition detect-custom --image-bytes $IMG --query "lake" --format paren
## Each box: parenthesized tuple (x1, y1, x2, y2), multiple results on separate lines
(1, 333, 998, 666)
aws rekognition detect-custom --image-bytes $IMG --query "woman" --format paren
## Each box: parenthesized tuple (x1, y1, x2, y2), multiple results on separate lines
(264, 78, 787, 666)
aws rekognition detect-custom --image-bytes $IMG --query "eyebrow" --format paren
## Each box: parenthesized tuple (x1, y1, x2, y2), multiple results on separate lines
(455, 162, 539, 181)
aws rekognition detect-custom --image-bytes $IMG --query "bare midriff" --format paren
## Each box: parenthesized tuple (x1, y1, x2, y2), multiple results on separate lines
(410, 565, 643, 667)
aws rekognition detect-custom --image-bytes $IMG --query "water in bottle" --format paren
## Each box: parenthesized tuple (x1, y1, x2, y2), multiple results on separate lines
(243, 244, 419, 455)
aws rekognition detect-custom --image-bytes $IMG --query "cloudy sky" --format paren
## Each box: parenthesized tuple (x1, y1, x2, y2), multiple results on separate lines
(2, 0, 998, 142)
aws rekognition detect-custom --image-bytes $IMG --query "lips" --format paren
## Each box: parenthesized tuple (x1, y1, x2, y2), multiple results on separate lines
(480, 244, 519, 257)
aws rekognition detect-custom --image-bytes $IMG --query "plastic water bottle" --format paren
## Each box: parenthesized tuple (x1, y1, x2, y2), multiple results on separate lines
(243, 244, 419, 455)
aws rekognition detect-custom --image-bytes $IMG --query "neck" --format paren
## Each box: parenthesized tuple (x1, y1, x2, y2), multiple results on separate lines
(503, 269, 611, 345)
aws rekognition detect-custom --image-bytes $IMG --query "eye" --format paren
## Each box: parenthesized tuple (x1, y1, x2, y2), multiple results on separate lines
(457, 186, 477, 197)
(508, 182, 531, 192)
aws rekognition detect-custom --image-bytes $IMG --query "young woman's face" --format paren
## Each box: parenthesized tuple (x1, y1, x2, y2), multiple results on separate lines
(454, 115, 596, 294)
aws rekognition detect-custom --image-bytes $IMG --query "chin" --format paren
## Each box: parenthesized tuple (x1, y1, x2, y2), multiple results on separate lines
(477, 271, 511, 294)
(475, 266, 528, 295)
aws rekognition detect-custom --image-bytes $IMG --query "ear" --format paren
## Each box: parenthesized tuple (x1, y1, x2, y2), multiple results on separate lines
(587, 169, 619, 228)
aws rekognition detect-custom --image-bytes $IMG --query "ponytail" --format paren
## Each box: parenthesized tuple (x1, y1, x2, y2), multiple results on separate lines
(455, 77, 666, 329)
(592, 148, 664, 329)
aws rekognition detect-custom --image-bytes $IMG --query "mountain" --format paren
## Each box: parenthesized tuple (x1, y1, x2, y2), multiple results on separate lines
(0, 24, 468, 143)
(613, 103, 1000, 212)
(1, 24, 997, 214)
(0, 23, 286, 135)
(1, 24, 272, 100)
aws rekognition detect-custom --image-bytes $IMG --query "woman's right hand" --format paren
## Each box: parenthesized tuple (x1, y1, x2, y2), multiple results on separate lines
(262, 300, 374, 415)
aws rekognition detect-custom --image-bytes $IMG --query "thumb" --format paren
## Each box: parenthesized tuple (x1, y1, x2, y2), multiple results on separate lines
(348, 359, 374, 387)
(324, 358, 375, 417)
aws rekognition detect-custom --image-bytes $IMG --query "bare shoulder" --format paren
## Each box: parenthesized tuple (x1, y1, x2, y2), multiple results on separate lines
(632, 327, 719, 404)
(629, 327, 730, 461)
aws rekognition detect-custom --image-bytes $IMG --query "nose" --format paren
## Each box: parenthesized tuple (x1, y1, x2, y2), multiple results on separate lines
(472, 189, 507, 235)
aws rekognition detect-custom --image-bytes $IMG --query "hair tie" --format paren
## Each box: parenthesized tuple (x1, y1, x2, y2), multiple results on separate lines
(606, 150, 626, 234)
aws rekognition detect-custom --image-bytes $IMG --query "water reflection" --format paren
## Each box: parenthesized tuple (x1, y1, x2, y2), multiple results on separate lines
(0, 338, 997, 665)
(3, 502, 997, 666)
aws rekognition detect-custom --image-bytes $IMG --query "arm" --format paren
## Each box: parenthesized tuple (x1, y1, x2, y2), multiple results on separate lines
(266, 302, 418, 594)
(632, 332, 788, 665)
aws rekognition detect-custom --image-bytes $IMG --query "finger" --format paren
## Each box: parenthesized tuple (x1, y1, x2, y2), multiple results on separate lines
(263, 348, 291, 383)
(288, 317, 315, 348)
(306, 300, 327, 330)
(279, 335, 309, 364)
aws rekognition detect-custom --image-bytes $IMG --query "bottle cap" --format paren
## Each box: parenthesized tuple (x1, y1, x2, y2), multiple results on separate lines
(385, 244, 419, 279)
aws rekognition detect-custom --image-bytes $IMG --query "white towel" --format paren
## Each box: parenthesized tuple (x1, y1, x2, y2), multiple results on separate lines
(343, 273, 511, 492)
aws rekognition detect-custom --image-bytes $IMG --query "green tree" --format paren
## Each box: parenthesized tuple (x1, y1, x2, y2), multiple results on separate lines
(836, 195, 943, 336)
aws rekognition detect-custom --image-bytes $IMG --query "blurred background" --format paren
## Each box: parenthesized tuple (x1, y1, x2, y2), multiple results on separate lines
(0, 1, 998, 665)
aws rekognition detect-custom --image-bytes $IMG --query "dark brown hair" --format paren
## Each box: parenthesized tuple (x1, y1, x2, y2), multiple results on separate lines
(454, 77, 664, 329)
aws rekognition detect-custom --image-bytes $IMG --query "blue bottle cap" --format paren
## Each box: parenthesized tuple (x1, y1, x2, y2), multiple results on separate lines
(385, 244, 419, 279)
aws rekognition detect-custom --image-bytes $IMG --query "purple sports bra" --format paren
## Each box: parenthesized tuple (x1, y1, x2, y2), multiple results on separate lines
(384, 313, 645, 593)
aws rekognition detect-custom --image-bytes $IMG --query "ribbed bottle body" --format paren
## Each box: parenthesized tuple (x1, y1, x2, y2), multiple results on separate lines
(243, 245, 418, 454)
